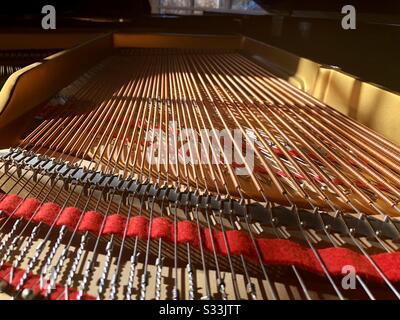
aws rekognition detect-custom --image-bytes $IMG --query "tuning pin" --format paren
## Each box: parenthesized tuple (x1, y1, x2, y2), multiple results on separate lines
(9, 265, 15, 283)
(155, 256, 164, 300)
(246, 282, 257, 300)
(63, 180, 70, 191)
(172, 287, 180, 300)
(64, 284, 69, 300)
(32, 171, 38, 183)
(83, 186, 89, 197)
(210, 214, 217, 226)
(125, 252, 140, 300)
(16, 166, 22, 178)
(234, 220, 241, 230)
(187, 263, 195, 300)
(21, 288, 35, 300)
(39, 273, 44, 290)
(0, 279, 8, 293)
(218, 280, 228, 300)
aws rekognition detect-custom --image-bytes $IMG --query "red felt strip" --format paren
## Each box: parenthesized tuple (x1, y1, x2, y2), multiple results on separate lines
(56, 207, 81, 230)
(127, 215, 149, 239)
(14, 198, 41, 219)
(78, 210, 103, 233)
(318, 247, 377, 281)
(203, 228, 220, 253)
(1, 194, 400, 284)
(32, 202, 61, 225)
(225, 230, 256, 257)
(151, 217, 172, 240)
(372, 252, 400, 282)
(103, 214, 126, 235)
(177, 220, 199, 246)
(0, 194, 23, 215)
(257, 238, 321, 274)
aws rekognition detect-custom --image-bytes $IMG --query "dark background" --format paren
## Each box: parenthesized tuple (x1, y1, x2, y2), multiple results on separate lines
(258, 0, 400, 13)
(0, 1, 151, 17)
(1, 1, 400, 18)
(0, 0, 399, 92)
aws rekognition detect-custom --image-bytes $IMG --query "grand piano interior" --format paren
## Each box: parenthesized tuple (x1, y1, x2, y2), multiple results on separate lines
(0, 0, 399, 301)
